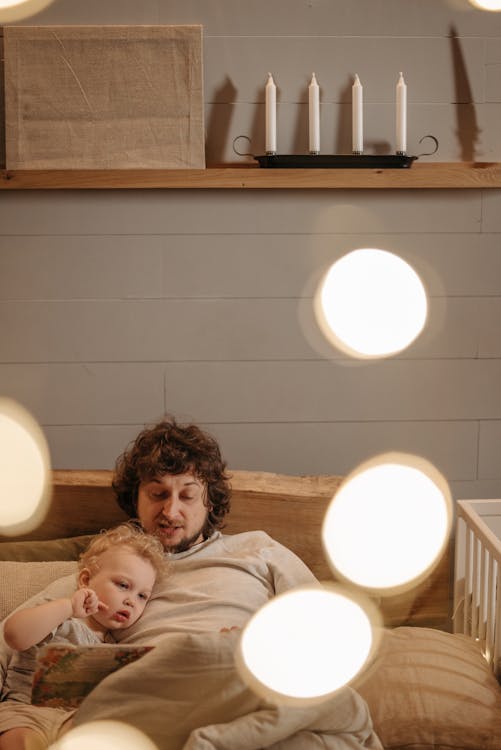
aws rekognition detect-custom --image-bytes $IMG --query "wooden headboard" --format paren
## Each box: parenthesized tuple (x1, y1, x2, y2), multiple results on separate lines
(1, 469, 453, 631)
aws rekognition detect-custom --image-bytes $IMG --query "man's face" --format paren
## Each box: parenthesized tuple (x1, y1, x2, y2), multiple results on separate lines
(136, 472, 210, 553)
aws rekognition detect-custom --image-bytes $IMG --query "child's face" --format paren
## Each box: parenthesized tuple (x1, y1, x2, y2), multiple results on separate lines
(79, 546, 156, 632)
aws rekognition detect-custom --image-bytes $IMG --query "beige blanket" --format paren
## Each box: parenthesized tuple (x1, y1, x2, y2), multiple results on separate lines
(73, 629, 382, 750)
(0, 562, 382, 749)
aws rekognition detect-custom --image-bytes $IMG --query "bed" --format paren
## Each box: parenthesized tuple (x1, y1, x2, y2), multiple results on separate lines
(0, 470, 500, 750)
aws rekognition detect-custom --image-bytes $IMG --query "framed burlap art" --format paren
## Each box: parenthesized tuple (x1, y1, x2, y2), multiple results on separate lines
(4, 25, 205, 169)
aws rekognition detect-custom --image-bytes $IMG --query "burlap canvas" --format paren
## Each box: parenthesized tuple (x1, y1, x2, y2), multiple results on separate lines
(4, 25, 205, 169)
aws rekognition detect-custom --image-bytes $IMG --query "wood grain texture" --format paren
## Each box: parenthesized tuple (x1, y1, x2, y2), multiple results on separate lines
(0, 469, 452, 630)
(1, 163, 501, 189)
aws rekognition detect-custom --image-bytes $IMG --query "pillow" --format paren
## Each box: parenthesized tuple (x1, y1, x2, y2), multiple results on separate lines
(0, 535, 94, 562)
(0, 561, 77, 621)
(356, 626, 501, 750)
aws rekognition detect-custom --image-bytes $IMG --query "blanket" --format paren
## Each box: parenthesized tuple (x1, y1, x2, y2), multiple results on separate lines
(0, 572, 382, 749)
(72, 629, 383, 750)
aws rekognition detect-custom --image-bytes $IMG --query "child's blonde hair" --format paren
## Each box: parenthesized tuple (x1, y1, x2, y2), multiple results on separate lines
(79, 523, 167, 579)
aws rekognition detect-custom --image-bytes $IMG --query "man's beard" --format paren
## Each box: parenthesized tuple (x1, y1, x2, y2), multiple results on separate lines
(160, 516, 213, 554)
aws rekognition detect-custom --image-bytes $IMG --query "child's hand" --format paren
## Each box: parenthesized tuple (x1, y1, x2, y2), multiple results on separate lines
(71, 588, 108, 619)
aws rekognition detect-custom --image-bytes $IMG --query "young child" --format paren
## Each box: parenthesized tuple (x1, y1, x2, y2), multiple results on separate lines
(0, 523, 166, 750)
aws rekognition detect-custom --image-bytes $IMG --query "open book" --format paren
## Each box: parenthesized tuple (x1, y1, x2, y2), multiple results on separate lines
(32, 643, 155, 709)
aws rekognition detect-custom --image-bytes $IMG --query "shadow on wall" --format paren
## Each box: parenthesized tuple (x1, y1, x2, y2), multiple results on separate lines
(205, 76, 238, 165)
(449, 24, 481, 161)
(205, 78, 267, 164)
(290, 78, 311, 154)
(248, 86, 266, 158)
(335, 78, 353, 155)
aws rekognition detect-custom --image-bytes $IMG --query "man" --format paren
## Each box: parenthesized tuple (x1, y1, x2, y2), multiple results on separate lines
(109, 416, 318, 641)
(7, 417, 381, 749)
(71, 416, 382, 749)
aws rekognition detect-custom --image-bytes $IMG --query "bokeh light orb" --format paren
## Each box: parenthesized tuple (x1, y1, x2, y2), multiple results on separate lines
(50, 720, 158, 750)
(314, 248, 427, 358)
(322, 453, 452, 595)
(0, 0, 55, 21)
(236, 585, 380, 705)
(469, 0, 501, 10)
(0, 398, 51, 535)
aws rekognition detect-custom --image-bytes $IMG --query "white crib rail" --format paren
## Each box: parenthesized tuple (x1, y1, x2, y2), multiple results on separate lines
(454, 500, 501, 676)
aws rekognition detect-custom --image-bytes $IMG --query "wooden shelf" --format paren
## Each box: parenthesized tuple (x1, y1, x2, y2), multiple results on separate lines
(1, 162, 501, 189)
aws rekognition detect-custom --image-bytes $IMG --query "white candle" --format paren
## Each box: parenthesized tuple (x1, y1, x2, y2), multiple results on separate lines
(352, 74, 363, 154)
(396, 72, 407, 154)
(308, 72, 320, 154)
(265, 73, 277, 155)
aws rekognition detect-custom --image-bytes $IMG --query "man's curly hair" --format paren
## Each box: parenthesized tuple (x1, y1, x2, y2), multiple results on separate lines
(112, 416, 231, 536)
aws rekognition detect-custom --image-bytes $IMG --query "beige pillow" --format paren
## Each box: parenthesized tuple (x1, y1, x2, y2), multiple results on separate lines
(0, 535, 94, 562)
(357, 626, 501, 750)
(0, 561, 77, 622)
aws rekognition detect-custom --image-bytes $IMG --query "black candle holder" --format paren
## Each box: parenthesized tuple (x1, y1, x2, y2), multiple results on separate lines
(254, 154, 417, 169)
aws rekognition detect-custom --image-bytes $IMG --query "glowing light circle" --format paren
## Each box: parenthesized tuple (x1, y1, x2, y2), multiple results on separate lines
(469, 0, 501, 10)
(322, 453, 452, 595)
(49, 720, 159, 750)
(236, 585, 379, 705)
(0, 0, 55, 21)
(315, 248, 427, 358)
(0, 399, 51, 535)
